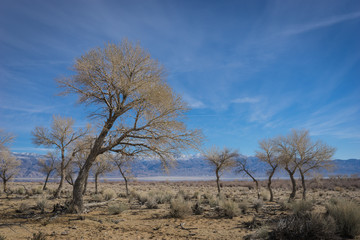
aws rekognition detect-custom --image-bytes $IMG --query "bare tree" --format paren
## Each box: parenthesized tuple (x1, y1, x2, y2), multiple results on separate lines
(292, 129, 335, 200)
(92, 155, 114, 194)
(0, 148, 20, 192)
(203, 147, 238, 194)
(0, 129, 15, 149)
(109, 154, 136, 196)
(273, 134, 299, 202)
(235, 157, 260, 199)
(57, 40, 202, 213)
(256, 138, 279, 202)
(32, 115, 88, 198)
(38, 152, 57, 190)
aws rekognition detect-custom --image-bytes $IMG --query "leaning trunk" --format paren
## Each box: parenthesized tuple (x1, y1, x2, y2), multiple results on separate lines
(54, 169, 65, 198)
(268, 169, 275, 202)
(70, 115, 117, 213)
(43, 172, 51, 190)
(119, 168, 129, 196)
(287, 169, 297, 202)
(299, 169, 306, 200)
(82, 172, 89, 195)
(215, 169, 221, 195)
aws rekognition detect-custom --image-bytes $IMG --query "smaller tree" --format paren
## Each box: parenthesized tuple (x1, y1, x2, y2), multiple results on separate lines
(92, 156, 114, 194)
(32, 115, 89, 198)
(293, 130, 335, 200)
(0, 149, 20, 192)
(235, 156, 260, 199)
(109, 154, 135, 196)
(203, 147, 238, 194)
(256, 138, 279, 202)
(273, 134, 299, 202)
(38, 152, 57, 190)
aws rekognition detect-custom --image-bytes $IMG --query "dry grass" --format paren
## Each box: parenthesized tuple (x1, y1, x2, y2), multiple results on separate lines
(0, 179, 359, 239)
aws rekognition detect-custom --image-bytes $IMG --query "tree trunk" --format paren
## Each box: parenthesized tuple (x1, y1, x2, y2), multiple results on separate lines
(54, 168, 65, 198)
(95, 173, 99, 194)
(3, 179, 7, 193)
(245, 170, 260, 199)
(215, 169, 221, 195)
(70, 116, 116, 213)
(43, 172, 51, 190)
(287, 169, 297, 202)
(299, 169, 306, 200)
(71, 152, 98, 213)
(82, 172, 89, 195)
(119, 167, 129, 196)
(124, 177, 129, 196)
(268, 168, 276, 202)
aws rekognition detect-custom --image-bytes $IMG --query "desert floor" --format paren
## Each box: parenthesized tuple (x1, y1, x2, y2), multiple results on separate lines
(0, 178, 359, 240)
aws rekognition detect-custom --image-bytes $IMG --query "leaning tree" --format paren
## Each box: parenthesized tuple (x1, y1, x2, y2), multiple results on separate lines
(203, 147, 238, 194)
(57, 40, 202, 213)
(256, 138, 279, 202)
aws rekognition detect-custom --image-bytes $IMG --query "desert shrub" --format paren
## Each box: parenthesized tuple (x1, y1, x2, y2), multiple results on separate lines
(260, 190, 269, 201)
(269, 212, 337, 240)
(192, 201, 204, 215)
(36, 198, 48, 213)
(253, 199, 263, 213)
(15, 187, 25, 195)
(31, 187, 43, 195)
(145, 196, 158, 209)
(108, 202, 128, 215)
(290, 200, 313, 215)
(17, 202, 31, 213)
(31, 232, 46, 240)
(176, 189, 192, 200)
(239, 201, 249, 214)
(326, 199, 360, 238)
(0, 234, 6, 240)
(250, 226, 270, 240)
(92, 194, 104, 202)
(149, 191, 172, 204)
(219, 199, 240, 218)
(102, 188, 116, 201)
(118, 192, 127, 198)
(136, 193, 148, 205)
(169, 197, 192, 218)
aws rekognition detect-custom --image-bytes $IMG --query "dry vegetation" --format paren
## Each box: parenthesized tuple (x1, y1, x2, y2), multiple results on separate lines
(0, 178, 360, 240)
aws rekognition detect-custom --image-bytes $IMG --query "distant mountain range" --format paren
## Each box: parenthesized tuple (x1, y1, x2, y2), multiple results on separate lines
(11, 152, 360, 180)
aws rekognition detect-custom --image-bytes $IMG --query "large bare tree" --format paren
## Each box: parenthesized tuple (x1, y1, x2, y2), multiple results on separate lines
(109, 153, 135, 196)
(57, 40, 202, 213)
(38, 152, 57, 190)
(235, 157, 261, 199)
(32, 115, 88, 198)
(256, 138, 279, 202)
(292, 130, 335, 200)
(203, 147, 238, 194)
(0, 148, 20, 192)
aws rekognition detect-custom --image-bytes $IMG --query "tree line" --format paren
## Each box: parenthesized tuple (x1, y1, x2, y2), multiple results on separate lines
(0, 40, 335, 213)
(203, 129, 335, 202)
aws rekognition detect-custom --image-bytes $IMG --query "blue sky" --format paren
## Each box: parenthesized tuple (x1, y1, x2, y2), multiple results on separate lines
(1, 0, 359, 159)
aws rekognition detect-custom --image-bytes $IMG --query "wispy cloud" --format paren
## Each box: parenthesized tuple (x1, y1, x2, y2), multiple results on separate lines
(283, 11, 360, 35)
(232, 97, 261, 104)
(182, 95, 206, 109)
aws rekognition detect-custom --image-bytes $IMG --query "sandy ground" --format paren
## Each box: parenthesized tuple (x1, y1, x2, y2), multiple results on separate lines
(0, 180, 359, 240)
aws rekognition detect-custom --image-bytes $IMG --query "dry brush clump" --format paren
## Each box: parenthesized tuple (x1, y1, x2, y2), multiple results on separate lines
(169, 196, 192, 218)
(268, 212, 337, 240)
(326, 198, 360, 238)
(108, 202, 128, 215)
(218, 198, 240, 218)
(102, 188, 116, 201)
